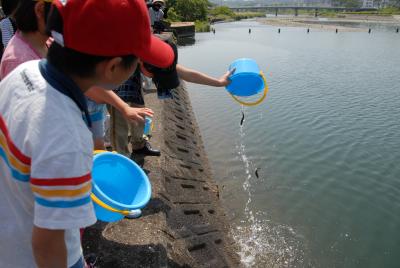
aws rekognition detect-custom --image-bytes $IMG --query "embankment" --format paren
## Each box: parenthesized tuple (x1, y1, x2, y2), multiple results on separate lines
(83, 83, 242, 268)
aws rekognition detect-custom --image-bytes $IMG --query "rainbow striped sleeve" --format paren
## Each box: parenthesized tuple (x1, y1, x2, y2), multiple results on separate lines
(30, 173, 92, 208)
(0, 116, 31, 182)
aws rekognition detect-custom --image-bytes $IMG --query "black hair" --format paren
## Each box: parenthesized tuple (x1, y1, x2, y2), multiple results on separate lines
(1, 0, 19, 16)
(14, 0, 52, 32)
(47, 42, 137, 78)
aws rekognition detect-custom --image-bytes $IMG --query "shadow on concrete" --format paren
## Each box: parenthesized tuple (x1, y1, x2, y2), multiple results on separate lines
(83, 222, 189, 268)
(141, 197, 171, 217)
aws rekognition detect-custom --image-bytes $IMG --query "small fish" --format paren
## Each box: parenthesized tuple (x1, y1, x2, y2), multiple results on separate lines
(255, 168, 260, 179)
(240, 111, 245, 126)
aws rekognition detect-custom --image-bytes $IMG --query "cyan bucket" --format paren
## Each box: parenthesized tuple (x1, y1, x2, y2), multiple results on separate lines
(91, 152, 151, 222)
(143, 116, 152, 136)
(226, 58, 265, 97)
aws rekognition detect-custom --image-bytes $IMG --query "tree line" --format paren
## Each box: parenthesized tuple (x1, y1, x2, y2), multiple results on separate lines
(166, 0, 211, 22)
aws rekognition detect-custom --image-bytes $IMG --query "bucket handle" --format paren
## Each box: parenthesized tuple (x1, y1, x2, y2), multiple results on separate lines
(91, 193, 131, 216)
(93, 150, 107, 155)
(91, 150, 130, 216)
(229, 71, 269, 107)
(93, 150, 117, 155)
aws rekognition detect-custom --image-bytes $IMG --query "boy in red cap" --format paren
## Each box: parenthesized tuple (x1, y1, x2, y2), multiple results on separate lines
(0, 0, 173, 267)
(0, 0, 156, 152)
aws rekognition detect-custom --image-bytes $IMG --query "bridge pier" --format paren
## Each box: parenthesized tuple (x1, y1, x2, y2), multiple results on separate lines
(315, 8, 319, 17)
(295, 8, 298, 17)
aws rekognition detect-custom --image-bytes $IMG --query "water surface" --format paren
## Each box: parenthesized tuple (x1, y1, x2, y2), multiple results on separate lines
(179, 20, 400, 267)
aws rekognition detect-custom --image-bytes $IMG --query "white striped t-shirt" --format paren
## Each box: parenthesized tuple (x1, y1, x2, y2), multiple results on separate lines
(0, 60, 96, 268)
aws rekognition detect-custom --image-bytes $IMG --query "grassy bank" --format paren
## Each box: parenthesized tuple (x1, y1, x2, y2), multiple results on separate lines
(195, 20, 211, 32)
(343, 7, 400, 15)
(233, 11, 266, 20)
(167, 5, 266, 33)
(319, 7, 400, 17)
(209, 6, 265, 22)
(195, 12, 265, 32)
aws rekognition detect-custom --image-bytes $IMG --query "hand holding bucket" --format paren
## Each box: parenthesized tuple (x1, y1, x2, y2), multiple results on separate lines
(226, 58, 268, 106)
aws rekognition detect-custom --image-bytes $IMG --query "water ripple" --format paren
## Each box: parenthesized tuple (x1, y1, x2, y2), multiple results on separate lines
(181, 21, 400, 267)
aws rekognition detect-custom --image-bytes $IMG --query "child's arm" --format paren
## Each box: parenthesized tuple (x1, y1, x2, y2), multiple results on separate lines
(32, 227, 67, 268)
(86, 87, 153, 123)
(176, 64, 233, 87)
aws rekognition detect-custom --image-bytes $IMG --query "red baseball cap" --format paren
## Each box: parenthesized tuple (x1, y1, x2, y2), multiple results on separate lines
(49, 0, 174, 68)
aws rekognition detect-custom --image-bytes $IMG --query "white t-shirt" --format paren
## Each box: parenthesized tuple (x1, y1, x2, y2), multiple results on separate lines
(0, 60, 96, 267)
(148, 7, 164, 26)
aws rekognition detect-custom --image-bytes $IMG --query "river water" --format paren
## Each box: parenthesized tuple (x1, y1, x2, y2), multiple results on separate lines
(178, 20, 400, 267)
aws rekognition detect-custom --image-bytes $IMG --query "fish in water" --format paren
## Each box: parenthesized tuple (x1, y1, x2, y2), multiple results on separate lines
(255, 168, 260, 178)
(240, 111, 245, 126)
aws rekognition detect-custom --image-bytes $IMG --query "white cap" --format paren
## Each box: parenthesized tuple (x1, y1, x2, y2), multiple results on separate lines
(152, 0, 165, 5)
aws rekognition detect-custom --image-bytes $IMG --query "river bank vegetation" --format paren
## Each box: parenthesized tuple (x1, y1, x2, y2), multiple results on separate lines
(318, 7, 400, 17)
(165, 0, 265, 32)
(165, 0, 399, 32)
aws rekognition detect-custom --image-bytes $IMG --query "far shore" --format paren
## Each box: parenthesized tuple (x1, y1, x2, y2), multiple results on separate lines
(257, 14, 400, 32)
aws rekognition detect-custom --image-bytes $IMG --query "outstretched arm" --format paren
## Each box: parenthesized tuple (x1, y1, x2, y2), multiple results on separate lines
(86, 87, 153, 123)
(176, 64, 233, 87)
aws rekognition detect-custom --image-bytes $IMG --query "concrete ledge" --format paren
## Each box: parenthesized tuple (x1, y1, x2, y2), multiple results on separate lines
(170, 22, 196, 38)
(83, 83, 241, 267)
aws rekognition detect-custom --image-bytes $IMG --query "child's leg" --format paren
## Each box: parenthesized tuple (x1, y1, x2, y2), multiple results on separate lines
(93, 137, 105, 151)
(103, 112, 111, 148)
(109, 105, 130, 157)
(88, 102, 107, 150)
(128, 103, 146, 150)
(90, 118, 106, 150)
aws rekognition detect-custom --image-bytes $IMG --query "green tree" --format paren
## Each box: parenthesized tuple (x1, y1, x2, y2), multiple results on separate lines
(165, 7, 181, 22)
(166, 0, 176, 8)
(174, 0, 208, 21)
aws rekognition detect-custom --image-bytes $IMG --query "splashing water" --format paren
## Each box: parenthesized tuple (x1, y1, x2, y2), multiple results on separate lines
(232, 106, 307, 268)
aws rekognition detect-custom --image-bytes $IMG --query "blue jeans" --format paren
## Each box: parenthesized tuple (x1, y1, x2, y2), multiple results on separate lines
(70, 256, 85, 268)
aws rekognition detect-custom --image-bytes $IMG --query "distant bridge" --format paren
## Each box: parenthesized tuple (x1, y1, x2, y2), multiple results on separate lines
(229, 6, 378, 17)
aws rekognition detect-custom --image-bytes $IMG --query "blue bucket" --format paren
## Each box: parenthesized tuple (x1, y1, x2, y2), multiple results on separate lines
(226, 58, 265, 97)
(91, 152, 151, 222)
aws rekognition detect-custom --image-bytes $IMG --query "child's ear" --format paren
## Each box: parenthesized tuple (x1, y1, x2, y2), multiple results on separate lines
(103, 57, 122, 80)
(34, 1, 45, 20)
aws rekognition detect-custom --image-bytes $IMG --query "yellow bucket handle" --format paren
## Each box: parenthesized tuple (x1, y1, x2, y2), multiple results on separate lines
(93, 150, 117, 155)
(229, 71, 269, 107)
(91, 150, 130, 216)
(91, 193, 131, 216)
